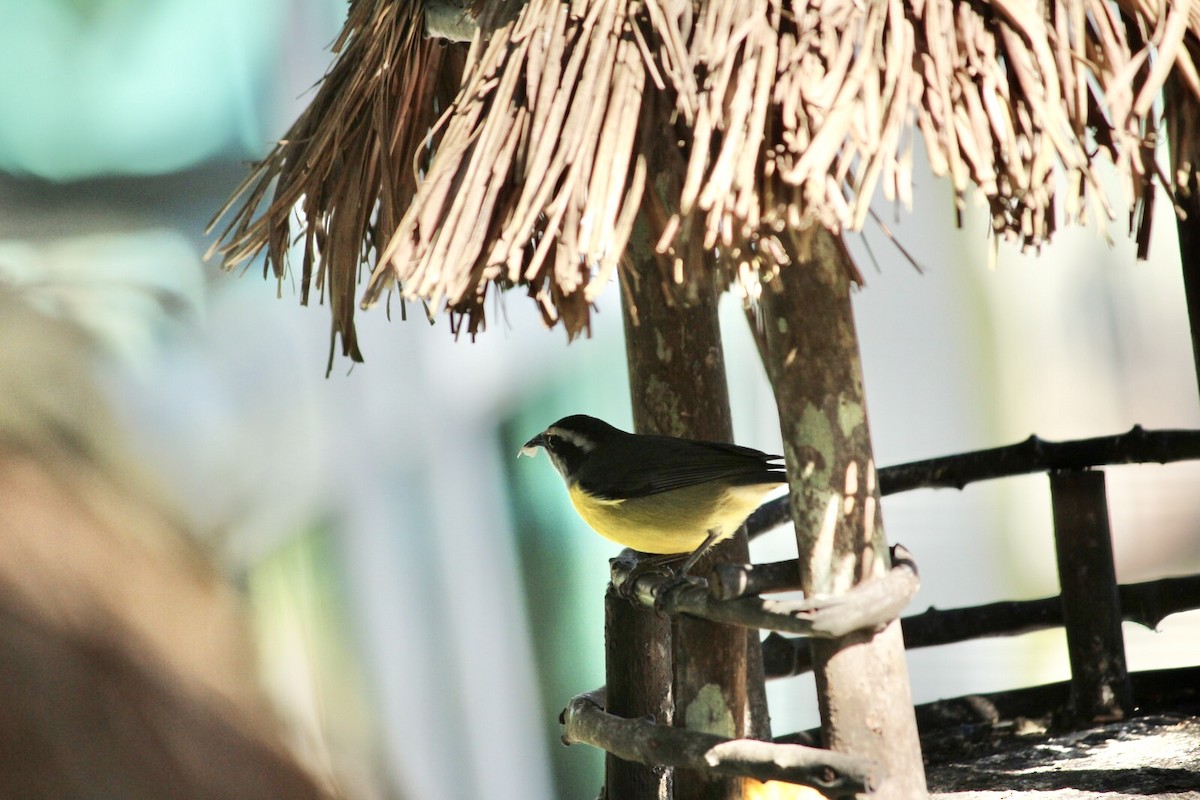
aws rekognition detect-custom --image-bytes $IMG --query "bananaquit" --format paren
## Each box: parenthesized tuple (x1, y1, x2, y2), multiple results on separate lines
(520, 415, 786, 574)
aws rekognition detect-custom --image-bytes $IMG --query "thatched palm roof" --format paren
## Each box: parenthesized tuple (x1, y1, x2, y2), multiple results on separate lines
(209, 0, 1200, 365)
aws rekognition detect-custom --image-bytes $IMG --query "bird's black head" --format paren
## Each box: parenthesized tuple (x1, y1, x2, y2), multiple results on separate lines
(520, 414, 625, 482)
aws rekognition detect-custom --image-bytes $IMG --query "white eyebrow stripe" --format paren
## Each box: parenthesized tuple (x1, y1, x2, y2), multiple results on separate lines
(546, 426, 596, 452)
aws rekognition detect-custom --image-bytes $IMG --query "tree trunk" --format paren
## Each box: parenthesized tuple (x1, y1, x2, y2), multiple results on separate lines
(759, 227, 927, 799)
(617, 231, 766, 800)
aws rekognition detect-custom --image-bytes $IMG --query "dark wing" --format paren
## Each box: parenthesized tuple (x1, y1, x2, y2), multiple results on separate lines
(575, 433, 786, 499)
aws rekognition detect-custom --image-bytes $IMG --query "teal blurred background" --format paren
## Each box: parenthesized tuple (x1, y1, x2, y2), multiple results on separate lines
(2, 3, 1199, 798)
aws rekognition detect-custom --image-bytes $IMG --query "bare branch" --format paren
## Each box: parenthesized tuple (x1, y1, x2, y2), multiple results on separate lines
(913, 665, 1200, 734)
(749, 427, 1200, 538)
(560, 689, 880, 797)
(612, 546, 919, 638)
(745, 497, 793, 541)
(881, 426, 1200, 494)
(763, 574, 1200, 678)
(768, 665, 1200, 745)
(709, 559, 802, 600)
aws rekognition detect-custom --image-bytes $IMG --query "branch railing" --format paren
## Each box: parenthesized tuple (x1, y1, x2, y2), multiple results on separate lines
(562, 548, 917, 797)
(560, 427, 1200, 795)
(761, 574, 1200, 679)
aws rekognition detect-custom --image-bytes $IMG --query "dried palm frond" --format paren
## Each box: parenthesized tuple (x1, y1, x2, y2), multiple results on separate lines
(207, 0, 467, 370)
(659, 0, 1200, 276)
(211, 0, 1200, 360)
(361, 0, 651, 337)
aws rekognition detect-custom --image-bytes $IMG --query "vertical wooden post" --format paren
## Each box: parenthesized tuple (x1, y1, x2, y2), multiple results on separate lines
(1165, 70, 1200, 403)
(759, 228, 927, 799)
(604, 585, 673, 799)
(1048, 469, 1132, 722)
(617, 235, 761, 800)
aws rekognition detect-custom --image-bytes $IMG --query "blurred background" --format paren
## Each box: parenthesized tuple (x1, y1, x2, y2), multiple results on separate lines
(1, 2, 1198, 798)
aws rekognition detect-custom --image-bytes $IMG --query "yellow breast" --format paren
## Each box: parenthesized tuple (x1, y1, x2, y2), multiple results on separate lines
(567, 482, 779, 554)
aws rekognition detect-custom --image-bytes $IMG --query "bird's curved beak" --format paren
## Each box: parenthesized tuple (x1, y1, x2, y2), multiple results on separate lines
(518, 433, 546, 459)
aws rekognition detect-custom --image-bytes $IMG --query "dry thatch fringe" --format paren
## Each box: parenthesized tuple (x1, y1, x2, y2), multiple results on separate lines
(362, 0, 650, 338)
(212, 0, 1200, 352)
(207, 0, 466, 372)
(364, 0, 1200, 341)
(659, 0, 1200, 285)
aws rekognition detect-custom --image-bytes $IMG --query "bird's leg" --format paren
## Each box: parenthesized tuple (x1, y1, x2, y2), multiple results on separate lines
(646, 532, 721, 612)
(621, 552, 685, 585)
(611, 551, 685, 604)
(677, 529, 722, 576)
(612, 532, 721, 606)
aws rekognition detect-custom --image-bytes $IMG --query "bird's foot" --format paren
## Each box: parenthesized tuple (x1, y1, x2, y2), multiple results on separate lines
(610, 551, 692, 605)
